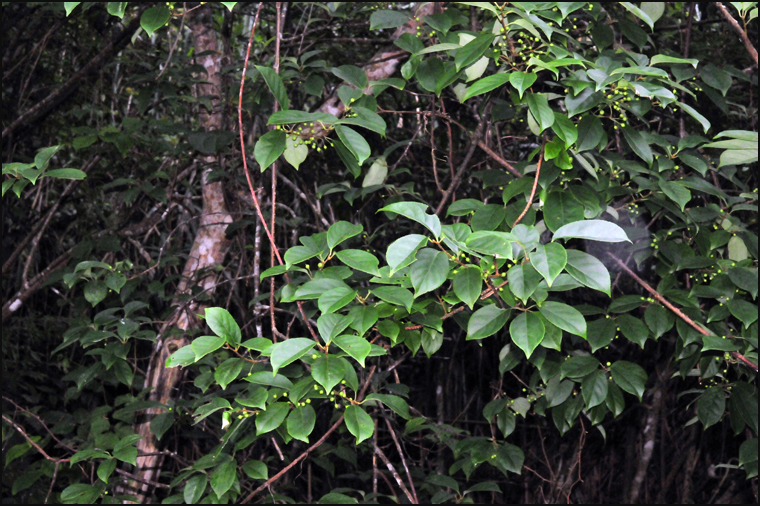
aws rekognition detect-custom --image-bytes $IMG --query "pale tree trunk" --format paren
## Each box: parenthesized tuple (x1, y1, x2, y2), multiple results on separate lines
(131, 6, 232, 502)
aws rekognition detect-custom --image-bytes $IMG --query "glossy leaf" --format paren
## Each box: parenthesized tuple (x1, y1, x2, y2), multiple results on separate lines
(365, 393, 411, 419)
(184, 474, 207, 504)
(270, 338, 315, 375)
(543, 191, 585, 232)
(581, 370, 609, 409)
(312, 355, 345, 394)
(510, 71, 537, 99)
(210, 460, 237, 498)
(467, 305, 509, 340)
(508, 263, 542, 304)
(509, 312, 545, 358)
(465, 231, 517, 259)
(697, 385, 725, 429)
(336, 249, 380, 276)
(564, 249, 611, 295)
(610, 361, 647, 400)
(553, 220, 630, 243)
(255, 66, 290, 110)
(372, 286, 414, 312)
(344, 405, 374, 445)
(141, 6, 171, 36)
(370, 9, 410, 30)
(386, 234, 428, 275)
(531, 243, 567, 287)
(525, 93, 555, 131)
(379, 202, 441, 238)
(453, 266, 482, 309)
(644, 304, 673, 338)
(335, 125, 370, 165)
(538, 301, 586, 338)
(317, 314, 352, 344)
(206, 307, 242, 348)
(254, 130, 286, 171)
(327, 221, 363, 249)
(256, 402, 289, 435)
(456, 32, 494, 70)
(332, 65, 368, 89)
(287, 405, 316, 443)
(409, 248, 449, 297)
(333, 334, 371, 367)
(463, 73, 511, 101)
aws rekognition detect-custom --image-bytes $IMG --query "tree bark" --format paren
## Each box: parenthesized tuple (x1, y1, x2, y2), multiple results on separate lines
(130, 6, 232, 502)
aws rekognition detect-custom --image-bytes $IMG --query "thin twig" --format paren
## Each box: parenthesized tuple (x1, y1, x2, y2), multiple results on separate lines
(373, 444, 417, 504)
(512, 144, 544, 228)
(477, 141, 522, 177)
(714, 2, 758, 65)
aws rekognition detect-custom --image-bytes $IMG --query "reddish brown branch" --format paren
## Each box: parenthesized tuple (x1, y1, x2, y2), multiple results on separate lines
(512, 146, 544, 228)
(715, 3, 758, 65)
(477, 141, 522, 178)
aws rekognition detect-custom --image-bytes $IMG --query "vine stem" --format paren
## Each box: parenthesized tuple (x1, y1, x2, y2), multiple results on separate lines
(512, 143, 544, 228)
(607, 253, 758, 372)
(237, 3, 319, 343)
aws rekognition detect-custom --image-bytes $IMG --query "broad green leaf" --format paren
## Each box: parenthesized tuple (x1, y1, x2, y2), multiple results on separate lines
(284, 245, 320, 266)
(697, 385, 725, 429)
(84, 280, 107, 306)
(510, 71, 537, 99)
(256, 402, 289, 435)
(496, 443, 525, 474)
(508, 263, 542, 304)
(587, 317, 616, 353)
(453, 266, 482, 309)
(617, 314, 649, 348)
(564, 249, 610, 295)
(295, 278, 350, 300)
(471, 204, 507, 231)
(242, 460, 268, 480)
(553, 220, 630, 243)
(254, 130, 287, 171)
(414, 43, 462, 56)
(622, 127, 653, 164)
(141, 6, 171, 36)
(465, 231, 517, 259)
(312, 355, 345, 394)
(701, 335, 740, 352)
(344, 405, 374, 445)
(701, 63, 732, 96)
(372, 286, 414, 312)
(97, 458, 117, 484)
(318, 287, 357, 314)
(581, 370, 609, 409)
(336, 249, 381, 276)
(538, 301, 586, 338)
(677, 102, 711, 134)
(214, 358, 244, 389)
(287, 405, 316, 443)
(659, 179, 691, 211)
(621, 2, 655, 30)
(650, 54, 698, 67)
(386, 234, 428, 275)
(190, 336, 226, 362)
(467, 305, 509, 340)
(565, 88, 603, 117)
(739, 439, 758, 478)
(327, 221, 363, 249)
(333, 334, 371, 367)
(545, 376, 574, 408)
(332, 65, 368, 90)
(206, 307, 242, 348)
(340, 106, 387, 136)
(543, 191, 584, 233)
(270, 338, 315, 375)
(211, 460, 237, 498)
(421, 328, 443, 357)
(364, 393, 411, 419)
(509, 312, 545, 358)
(531, 243, 567, 287)
(727, 236, 749, 261)
(267, 110, 339, 126)
(361, 158, 387, 187)
(561, 356, 599, 379)
(409, 249, 449, 297)
(317, 314, 352, 344)
(255, 65, 290, 110)
(727, 299, 758, 327)
(336, 126, 370, 165)
(379, 202, 441, 238)
(184, 475, 207, 505)
(525, 93, 555, 131)
(64, 2, 81, 16)
(166, 345, 196, 368)
(456, 32, 494, 70)
(551, 113, 578, 149)
(370, 9, 410, 30)
(283, 136, 308, 169)
(610, 361, 647, 400)
(220, 2, 237, 11)
(644, 304, 673, 338)
(576, 114, 604, 151)
(43, 168, 87, 180)
(463, 73, 511, 101)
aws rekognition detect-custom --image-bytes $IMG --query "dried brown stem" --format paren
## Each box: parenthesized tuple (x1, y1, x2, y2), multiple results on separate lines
(715, 2, 758, 65)
(477, 140, 522, 178)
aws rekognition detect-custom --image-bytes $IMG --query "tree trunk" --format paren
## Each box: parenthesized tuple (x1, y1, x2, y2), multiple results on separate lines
(131, 6, 232, 502)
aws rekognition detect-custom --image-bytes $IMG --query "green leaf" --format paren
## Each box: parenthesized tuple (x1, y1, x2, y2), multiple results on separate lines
(105, 272, 126, 293)
(287, 405, 316, 443)
(254, 130, 287, 171)
(650, 54, 699, 68)
(456, 32, 495, 71)
(220, 2, 237, 11)
(677, 102, 711, 134)
(379, 202, 441, 238)
(620, 2, 655, 30)
(333, 335, 371, 367)
(255, 66, 290, 110)
(370, 9, 410, 30)
(409, 249, 449, 297)
(531, 243, 567, 287)
(581, 370, 609, 409)
(211, 460, 237, 498)
(551, 113, 578, 149)
(191, 335, 226, 361)
(421, 328, 444, 357)
(336, 249, 380, 276)
(453, 266, 482, 309)
(242, 460, 268, 480)
(317, 314, 352, 344)
(508, 263, 542, 304)
(184, 474, 207, 504)
(61, 483, 102, 504)
(327, 221, 363, 250)
(344, 405, 374, 445)
(727, 299, 758, 327)
(269, 338, 315, 375)
(150, 412, 174, 441)
(739, 439, 758, 478)
(166, 345, 196, 368)
(564, 249, 610, 295)
(465, 231, 517, 259)
(256, 402, 290, 435)
(697, 385, 725, 429)
(467, 305, 509, 340)
(283, 135, 308, 170)
(701, 63, 732, 96)
(561, 356, 599, 379)
(43, 168, 87, 180)
(463, 72, 511, 101)
(565, 88, 603, 117)
(543, 191, 584, 233)
(372, 286, 414, 312)
(553, 220, 630, 243)
(622, 127, 653, 165)
(361, 158, 388, 187)
(64, 3, 81, 17)
(141, 6, 171, 36)
(267, 110, 339, 126)
(538, 301, 586, 338)
(617, 314, 649, 348)
(414, 43, 462, 56)
(576, 114, 604, 151)
(349, 305, 379, 336)
(318, 493, 358, 504)
(312, 355, 345, 394)
(509, 312, 545, 358)
(659, 180, 691, 211)
(332, 65, 368, 90)
(509, 71, 537, 99)
(84, 280, 108, 306)
(335, 125, 370, 165)
(701, 334, 740, 352)
(386, 234, 428, 275)
(587, 317, 616, 352)
(610, 361, 647, 400)
(365, 393, 411, 419)
(318, 287, 357, 314)
(644, 304, 673, 338)
(97, 458, 117, 484)
(525, 93, 555, 132)
(284, 245, 321, 267)
(205, 307, 241, 348)
(496, 443, 525, 475)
